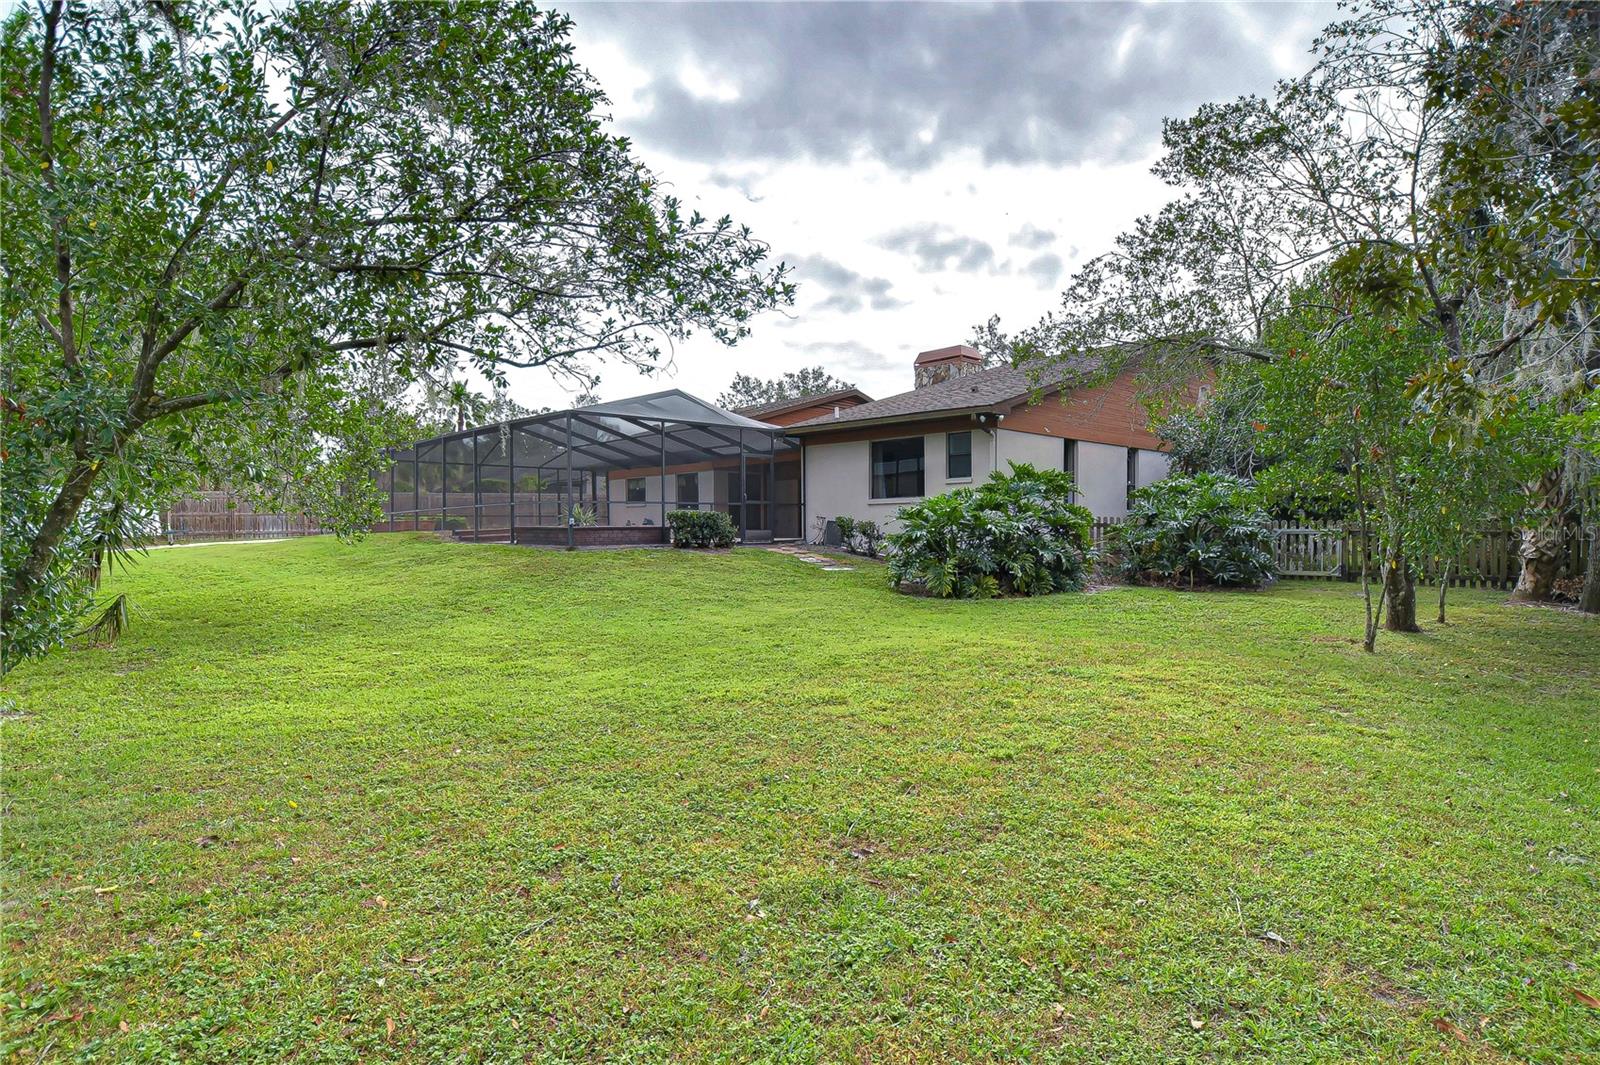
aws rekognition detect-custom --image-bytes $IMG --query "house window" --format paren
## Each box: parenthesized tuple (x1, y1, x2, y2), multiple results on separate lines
(675, 472, 699, 507)
(1126, 448, 1139, 509)
(1063, 439, 1078, 502)
(626, 477, 646, 503)
(870, 437, 925, 499)
(946, 431, 972, 480)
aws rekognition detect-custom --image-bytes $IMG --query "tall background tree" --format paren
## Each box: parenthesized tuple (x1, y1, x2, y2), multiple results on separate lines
(716, 366, 854, 410)
(0, 0, 793, 670)
(981, 0, 1596, 618)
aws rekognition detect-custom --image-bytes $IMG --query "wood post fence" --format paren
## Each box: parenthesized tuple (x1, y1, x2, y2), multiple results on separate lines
(1088, 517, 1590, 589)
(160, 491, 323, 542)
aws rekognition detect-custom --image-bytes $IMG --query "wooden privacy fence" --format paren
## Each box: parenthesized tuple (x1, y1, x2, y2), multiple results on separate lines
(161, 492, 323, 542)
(1088, 519, 1123, 550)
(1089, 517, 1590, 589)
(1273, 522, 1590, 589)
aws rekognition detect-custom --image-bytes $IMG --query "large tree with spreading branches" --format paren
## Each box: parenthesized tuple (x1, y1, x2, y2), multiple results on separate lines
(982, 0, 1597, 612)
(0, 1, 793, 669)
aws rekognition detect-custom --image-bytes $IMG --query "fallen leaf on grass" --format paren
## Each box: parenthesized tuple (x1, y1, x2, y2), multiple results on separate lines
(119, 1020, 129, 1033)
(386, 1016, 396, 1039)
(1433, 1017, 1469, 1044)
(1572, 988, 1600, 1010)
(1188, 1015, 1206, 1031)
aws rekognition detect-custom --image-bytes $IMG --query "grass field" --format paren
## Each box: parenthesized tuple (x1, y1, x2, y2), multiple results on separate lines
(2, 534, 1597, 1062)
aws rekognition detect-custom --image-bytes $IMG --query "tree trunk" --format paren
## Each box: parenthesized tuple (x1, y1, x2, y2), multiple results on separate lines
(1354, 462, 1379, 652)
(1383, 551, 1420, 633)
(1436, 561, 1451, 624)
(1510, 469, 1568, 602)
(1580, 525, 1600, 615)
(1512, 531, 1564, 601)
(1, 455, 102, 636)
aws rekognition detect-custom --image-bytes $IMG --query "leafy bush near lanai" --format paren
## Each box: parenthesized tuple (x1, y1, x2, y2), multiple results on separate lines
(831, 515, 884, 558)
(667, 509, 737, 548)
(1110, 473, 1275, 588)
(886, 463, 1093, 598)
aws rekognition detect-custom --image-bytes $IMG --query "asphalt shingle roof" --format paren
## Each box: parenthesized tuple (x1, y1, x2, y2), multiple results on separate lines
(785, 359, 1099, 431)
(732, 387, 873, 420)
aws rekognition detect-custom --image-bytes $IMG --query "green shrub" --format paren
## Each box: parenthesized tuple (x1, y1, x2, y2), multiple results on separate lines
(857, 521, 884, 558)
(1110, 473, 1275, 588)
(886, 462, 1093, 598)
(831, 515, 884, 557)
(667, 509, 736, 549)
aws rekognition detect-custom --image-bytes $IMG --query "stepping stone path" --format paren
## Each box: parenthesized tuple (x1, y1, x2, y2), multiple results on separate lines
(767, 544, 854, 571)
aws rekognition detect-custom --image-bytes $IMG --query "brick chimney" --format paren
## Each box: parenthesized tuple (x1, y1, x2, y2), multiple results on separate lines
(914, 344, 984, 389)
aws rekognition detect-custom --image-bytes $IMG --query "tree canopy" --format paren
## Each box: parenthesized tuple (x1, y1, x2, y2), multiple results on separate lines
(716, 366, 855, 410)
(981, 0, 1597, 618)
(988, 1, 1595, 388)
(0, 0, 792, 669)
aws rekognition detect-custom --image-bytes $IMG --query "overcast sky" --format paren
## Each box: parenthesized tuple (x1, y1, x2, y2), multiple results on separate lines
(517, 1, 1333, 408)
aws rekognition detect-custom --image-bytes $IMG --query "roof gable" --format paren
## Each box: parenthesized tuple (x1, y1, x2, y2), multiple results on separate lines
(784, 360, 1100, 432)
(732, 387, 874, 422)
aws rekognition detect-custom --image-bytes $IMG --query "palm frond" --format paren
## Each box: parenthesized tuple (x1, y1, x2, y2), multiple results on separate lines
(76, 594, 131, 648)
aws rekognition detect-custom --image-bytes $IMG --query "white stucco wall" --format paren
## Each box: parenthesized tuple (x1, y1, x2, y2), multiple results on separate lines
(1072, 440, 1132, 518)
(1135, 449, 1170, 489)
(608, 472, 713, 526)
(802, 427, 997, 537)
(801, 428, 1179, 537)
(995, 427, 1062, 472)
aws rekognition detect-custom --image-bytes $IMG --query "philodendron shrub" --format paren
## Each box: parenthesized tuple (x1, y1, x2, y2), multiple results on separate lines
(667, 509, 737, 548)
(1110, 473, 1276, 588)
(831, 516, 884, 557)
(886, 462, 1093, 598)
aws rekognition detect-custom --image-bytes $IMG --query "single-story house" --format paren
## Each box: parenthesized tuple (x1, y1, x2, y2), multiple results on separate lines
(376, 344, 1187, 545)
(783, 344, 1177, 532)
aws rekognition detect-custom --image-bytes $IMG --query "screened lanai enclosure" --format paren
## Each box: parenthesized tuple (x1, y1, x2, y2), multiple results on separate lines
(376, 390, 803, 546)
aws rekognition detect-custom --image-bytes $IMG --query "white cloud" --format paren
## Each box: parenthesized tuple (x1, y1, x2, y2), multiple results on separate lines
(493, 3, 1330, 407)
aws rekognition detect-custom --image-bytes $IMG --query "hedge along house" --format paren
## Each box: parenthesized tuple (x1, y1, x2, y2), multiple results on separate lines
(785, 344, 1182, 535)
(376, 390, 803, 547)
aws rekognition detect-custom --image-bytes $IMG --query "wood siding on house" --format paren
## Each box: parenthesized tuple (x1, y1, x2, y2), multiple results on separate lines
(757, 397, 869, 427)
(790, 414, 982, 447)
(1000, 369, 1169, 451)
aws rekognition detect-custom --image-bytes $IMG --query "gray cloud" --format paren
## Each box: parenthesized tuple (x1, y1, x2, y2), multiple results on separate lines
(794, 339, 901, 377)
(877, 224, 996, 274)
(1022, 253, 1064, 288)
(1010, 224, 1057, 250)
(787, 252, 906, 313)
(705, 169, 764, 203)
(570, 2, 1329, 170)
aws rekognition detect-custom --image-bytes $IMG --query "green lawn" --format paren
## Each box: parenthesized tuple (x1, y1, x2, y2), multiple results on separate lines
(2, 535, 1596, 1062)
